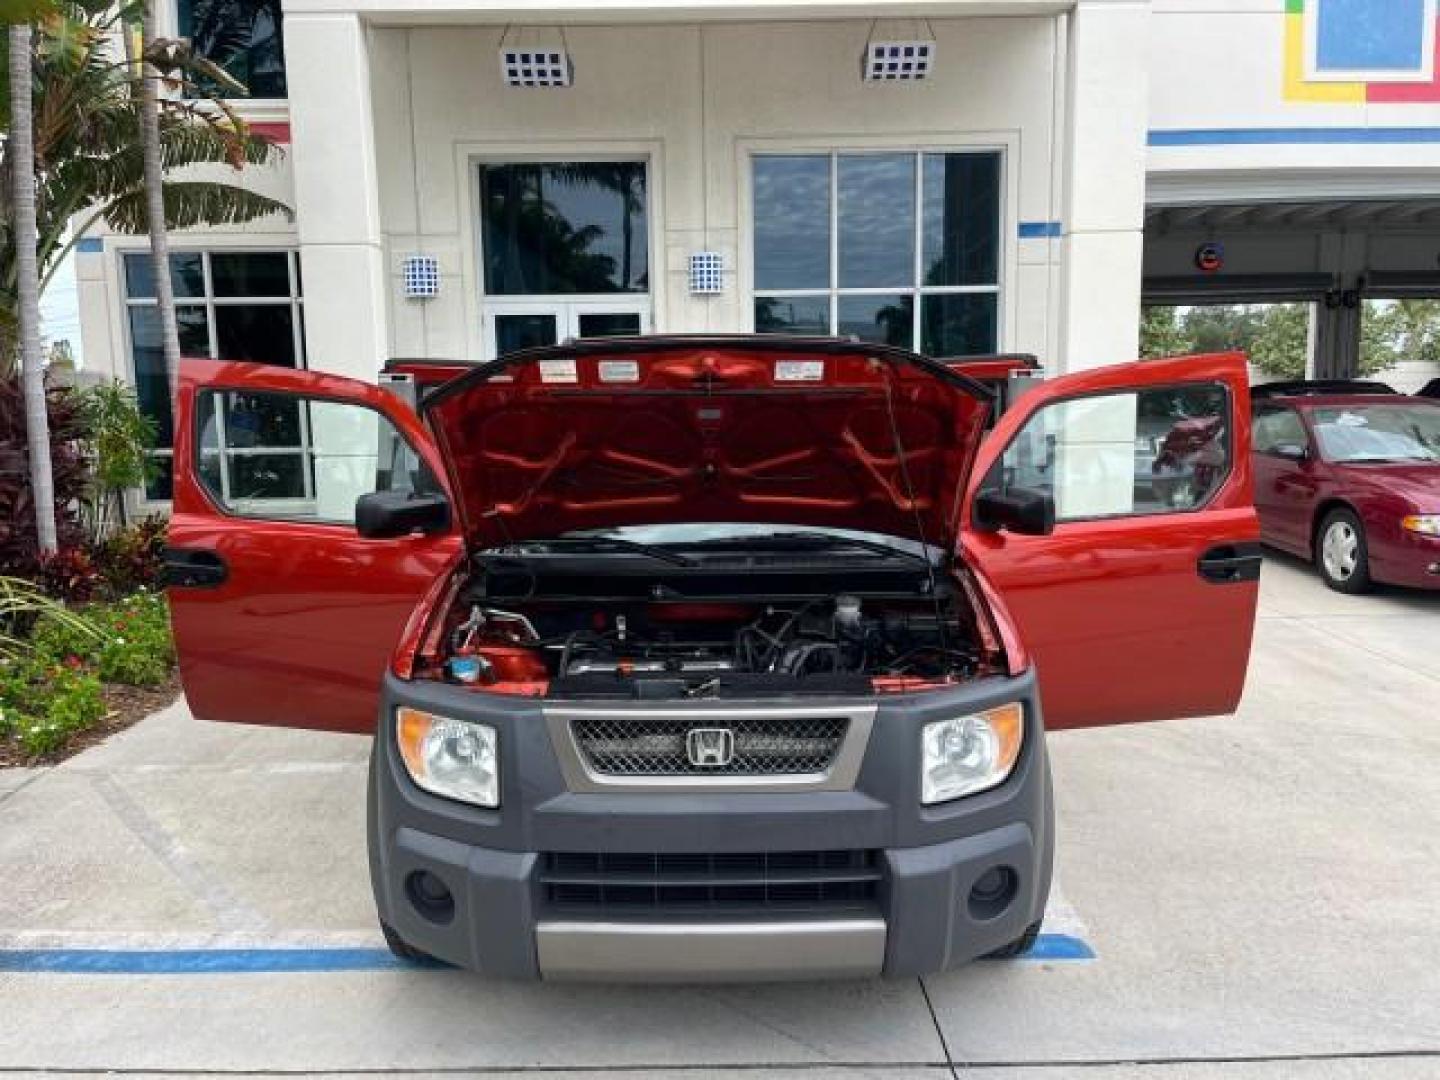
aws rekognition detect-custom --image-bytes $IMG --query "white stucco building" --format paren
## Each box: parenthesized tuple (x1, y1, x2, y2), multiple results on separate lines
(72, 0, 1440, 500)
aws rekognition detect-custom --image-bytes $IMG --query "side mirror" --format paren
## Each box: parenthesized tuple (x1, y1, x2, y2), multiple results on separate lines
(973, 486, 1056, 536)
(1271, 443, 1308, 462)
(355, 490, 450, 539)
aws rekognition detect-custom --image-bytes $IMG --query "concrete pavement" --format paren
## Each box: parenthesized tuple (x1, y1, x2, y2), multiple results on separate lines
(0, 554, 1437, 1077)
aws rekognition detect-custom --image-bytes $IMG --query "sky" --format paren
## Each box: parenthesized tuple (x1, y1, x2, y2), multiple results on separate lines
(41, 249, 83, 366)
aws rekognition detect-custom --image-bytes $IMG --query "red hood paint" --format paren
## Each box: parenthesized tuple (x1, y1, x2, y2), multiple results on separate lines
(422, 336, 994, 550)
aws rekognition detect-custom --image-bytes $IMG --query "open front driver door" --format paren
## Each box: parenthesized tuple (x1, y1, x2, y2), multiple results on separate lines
(167, 360, 463, 733)
(962, 353, 1260, 731)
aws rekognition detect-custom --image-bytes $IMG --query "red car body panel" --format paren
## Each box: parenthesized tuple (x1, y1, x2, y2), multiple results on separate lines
(168, 360, 464, 733)
(962, 352, 1259, 730)
(169, 344, 1259, 735)
(421, 338, 993, 551)
(1252, 394, 1440, 589)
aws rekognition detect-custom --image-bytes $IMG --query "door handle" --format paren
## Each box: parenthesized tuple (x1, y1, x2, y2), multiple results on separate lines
(1197, 542, 1263, 584)
(163, 547, 229, 589)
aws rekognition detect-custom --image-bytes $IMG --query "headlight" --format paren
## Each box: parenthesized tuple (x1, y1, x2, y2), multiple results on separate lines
(1402, 515, 1440, 537)
(395, 707, 499, 807)
(920, 703, 1024, 805)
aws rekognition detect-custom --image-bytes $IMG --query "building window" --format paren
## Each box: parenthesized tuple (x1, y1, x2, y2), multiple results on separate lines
(178, 0, 288, 99)
(477, 161, 652, 357)
(751, 151, 1002, 356)
(123, 249, 304, 500)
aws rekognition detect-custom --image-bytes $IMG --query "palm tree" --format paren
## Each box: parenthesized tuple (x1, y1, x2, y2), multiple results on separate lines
(8, 22, 57, 553)
(135, 2, 179, 400)
(0, 0, 290, 374)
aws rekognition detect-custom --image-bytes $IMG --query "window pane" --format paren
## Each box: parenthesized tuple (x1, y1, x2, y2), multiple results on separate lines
(215, 305, 297, 366)
(211, 252, 291, 297)
(982, 384, 1230, 520)
(921, 293, 997, 356)
(143, 456, 173, 502)
(1252, 408, 1308, 455)
(837, 294, 913, 349)
(480, 162, 648, 295)
(577, 312, 641, 338)
(179, 0, 288, 98)
(922, 153, 1000, 287)
(495, 313, 558, 355)
(196, 390, 434, 523)
(754, 295, 829, 336)
(124, 253, 205, 299)
(130, 306, 210, 447)
(838, 154, 914, 289)
(753, 156, 831, 291)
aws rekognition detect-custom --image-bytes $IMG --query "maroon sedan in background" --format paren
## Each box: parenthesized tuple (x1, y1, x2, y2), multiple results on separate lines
(1251, 390, 1440, 592)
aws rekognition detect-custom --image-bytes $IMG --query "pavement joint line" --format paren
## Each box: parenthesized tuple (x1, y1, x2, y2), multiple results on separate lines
(1, 1049, 1438, 1074)
(0, 766, 50, 809)
(89, 773, 270, 933)
(916, 975, 960, 1080)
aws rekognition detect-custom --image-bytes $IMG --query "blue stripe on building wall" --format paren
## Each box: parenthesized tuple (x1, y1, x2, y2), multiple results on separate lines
(1018, 221, 1062, 239)
(1149, 127, 1440, 146)
(75, 238, 103, 254)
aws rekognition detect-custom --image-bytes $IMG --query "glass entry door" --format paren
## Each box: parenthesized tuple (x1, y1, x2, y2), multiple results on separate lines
(485, 300, 650, 358)
(478, 160, 652, 359)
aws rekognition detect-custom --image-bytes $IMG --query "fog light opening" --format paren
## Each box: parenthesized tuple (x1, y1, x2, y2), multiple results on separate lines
(405, 870, 456, 925)
(967, 865, 1019, 922)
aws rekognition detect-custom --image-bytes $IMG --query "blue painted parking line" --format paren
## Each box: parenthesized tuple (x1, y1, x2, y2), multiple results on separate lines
(0, 934, 1092, 974)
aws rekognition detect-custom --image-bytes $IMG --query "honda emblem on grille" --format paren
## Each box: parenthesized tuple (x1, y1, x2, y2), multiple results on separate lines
(685, 727, 735, 768)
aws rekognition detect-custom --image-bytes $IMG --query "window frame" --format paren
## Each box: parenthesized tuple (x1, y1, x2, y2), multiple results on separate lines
(118, 246, 305, 508)
(745, 145, 1008, 355)
(469, 152, 661, 362)
(190, 386, 436, 528)
(976, 380, 1237, 525)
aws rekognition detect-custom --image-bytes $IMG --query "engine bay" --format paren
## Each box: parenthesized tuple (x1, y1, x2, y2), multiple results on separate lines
(415, 554, 997, 700)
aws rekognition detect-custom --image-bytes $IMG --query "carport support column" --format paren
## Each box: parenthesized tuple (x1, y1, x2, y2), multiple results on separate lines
(1056, 0, 1151, 374)
(285, 13, 388, 382)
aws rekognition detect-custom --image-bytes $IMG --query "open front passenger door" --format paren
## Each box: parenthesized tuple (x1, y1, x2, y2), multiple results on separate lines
(962, 353, 1260, 731)
(167, 360, 463, 733)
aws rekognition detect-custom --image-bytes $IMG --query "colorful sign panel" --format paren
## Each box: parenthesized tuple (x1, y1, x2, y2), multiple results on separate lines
(1284, 0, 1440, 103)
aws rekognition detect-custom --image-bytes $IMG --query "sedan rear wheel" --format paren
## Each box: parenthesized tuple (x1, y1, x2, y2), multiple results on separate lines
(1317, 509, 1372, 594)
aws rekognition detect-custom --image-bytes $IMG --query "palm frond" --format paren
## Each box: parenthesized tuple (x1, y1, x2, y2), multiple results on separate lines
(102, 180, 292, 232)
(0, 576, 99, 661)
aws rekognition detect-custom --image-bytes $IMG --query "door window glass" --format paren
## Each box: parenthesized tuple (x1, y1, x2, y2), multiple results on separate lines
(753, 151, 1001, 355)
(1252, 408, 1308, 455)
(195, 389, 436, 524)
(981, 384, 1231, 520)
(495, 313, 558, 355)
(577, 311, 642, 338)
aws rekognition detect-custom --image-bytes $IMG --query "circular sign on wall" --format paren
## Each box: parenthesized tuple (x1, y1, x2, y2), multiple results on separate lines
(1195, 242, 1225, 274)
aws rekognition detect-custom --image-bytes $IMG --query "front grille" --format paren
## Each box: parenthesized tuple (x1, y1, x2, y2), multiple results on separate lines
(569, 715, 848, 776)
(540, 850, 882, 917)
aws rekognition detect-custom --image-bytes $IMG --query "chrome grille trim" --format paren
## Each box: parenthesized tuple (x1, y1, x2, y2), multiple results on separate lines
(545, 701, 877, 793)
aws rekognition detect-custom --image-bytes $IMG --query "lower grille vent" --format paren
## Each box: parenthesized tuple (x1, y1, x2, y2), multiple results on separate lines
(539, 850, 882, 917)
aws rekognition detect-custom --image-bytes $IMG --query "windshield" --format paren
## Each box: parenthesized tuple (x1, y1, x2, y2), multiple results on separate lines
(487, 523, 936, 561)
(1311, 404, 1440, 464)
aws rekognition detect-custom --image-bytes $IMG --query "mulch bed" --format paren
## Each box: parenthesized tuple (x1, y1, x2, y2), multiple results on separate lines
(0, 671, 182, 769)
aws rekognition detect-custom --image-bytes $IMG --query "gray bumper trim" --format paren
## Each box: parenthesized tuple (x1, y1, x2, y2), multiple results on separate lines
(535, 917, 887, 981)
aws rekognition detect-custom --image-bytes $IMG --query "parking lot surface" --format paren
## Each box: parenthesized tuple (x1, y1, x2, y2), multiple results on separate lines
(1, 555, 1437, 1078)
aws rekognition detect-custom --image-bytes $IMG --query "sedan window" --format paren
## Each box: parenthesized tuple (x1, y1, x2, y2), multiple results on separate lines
(1311, 404, 1440, 463)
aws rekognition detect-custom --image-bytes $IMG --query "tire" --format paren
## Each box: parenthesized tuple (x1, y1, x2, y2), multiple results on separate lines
(1316, 508, 1372, 594)
(381, 921, 433, 963)
(985, 919, 1042, 960)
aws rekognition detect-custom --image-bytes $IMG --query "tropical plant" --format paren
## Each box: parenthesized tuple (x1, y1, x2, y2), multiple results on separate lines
(0, 572, 96, 659)
(0, 0, 291, 370)
(0, 373, 89, 576)
(76, 378, 154, 537)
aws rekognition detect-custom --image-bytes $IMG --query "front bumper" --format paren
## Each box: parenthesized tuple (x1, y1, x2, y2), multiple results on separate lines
(369, 671, 1053, 980)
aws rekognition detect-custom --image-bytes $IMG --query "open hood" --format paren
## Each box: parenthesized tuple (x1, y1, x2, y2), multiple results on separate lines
(422, 336, 993, 551)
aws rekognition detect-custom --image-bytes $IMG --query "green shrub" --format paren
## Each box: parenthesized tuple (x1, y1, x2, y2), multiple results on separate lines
(0, 659, 105, 757)
(32, 589, 173, 688)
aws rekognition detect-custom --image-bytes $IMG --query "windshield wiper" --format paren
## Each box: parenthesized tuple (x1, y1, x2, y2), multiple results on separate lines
(678, 531, 930, 564)
(492, 537, 697, 566)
